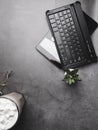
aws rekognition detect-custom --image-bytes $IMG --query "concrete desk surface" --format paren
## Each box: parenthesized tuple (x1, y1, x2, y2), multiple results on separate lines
(0, 0, 98, 130)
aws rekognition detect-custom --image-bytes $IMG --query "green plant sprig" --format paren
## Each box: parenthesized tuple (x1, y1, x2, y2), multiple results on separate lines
(0, 71, 13, 95)
(64, 68, 80, 85)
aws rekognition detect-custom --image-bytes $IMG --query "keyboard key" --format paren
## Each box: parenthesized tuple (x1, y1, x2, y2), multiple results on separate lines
(66, 23, 70, 27)
(60, 32, 65, 36)
(69, 17, 72, 21)
(55, 13, 59, 20)
(65, 33, 69, 37)
(72, 25, 75, 29)
(64, 29, 68, 33)
(62, 36, 66, 41)
(56, 20, 60, 24)
(77, 41, 80, 44)
(63, 10, 67, 14)
(70, 45, 73, 49)
(51, 23, 57, 28)
(62, 21, 66, 25)
(70, 21, 74, 25)
(59, 28, 63, 33)
(71, 35, 74, 39)
(59, 12, 63, 17)
(73, 29, 76, 32)
(54, 31, 62, 45)
(66, 37, 71, 41)
(50, 19, 55, 23)
(68, 27, 72, 31)
(78, 56, 81, 61)
(71, 51, 76, 60)
(72, 39, 76, 43)
(75, 37, 79, 40)
(49, 15, 54, 19)
(63, 41, 67, 45)
(74, 33, 77, 36)
(68, 14, 71, 17)
(60, 17, 64, 21)
(68, 42, 71, 46)
(69, 60, 72, 64)
(63, 25, 67, 29)
(74, 59, 77, 63)
(58, 24, 62, 28)
(53, 27, 58, 32)
(65, 45, 71, 58)
(65, 19, 70, 23)
(69, 31, 73, 35)
(59, 44, 64, 49)
(64, 15, 68, 19)
(67, 9, 70, 13)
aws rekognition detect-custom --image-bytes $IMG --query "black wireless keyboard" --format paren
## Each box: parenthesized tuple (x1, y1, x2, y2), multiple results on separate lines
(46, 1, 97, 70)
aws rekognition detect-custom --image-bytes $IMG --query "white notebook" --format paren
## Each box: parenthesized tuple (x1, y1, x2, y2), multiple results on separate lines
(36, 31, 61, 64)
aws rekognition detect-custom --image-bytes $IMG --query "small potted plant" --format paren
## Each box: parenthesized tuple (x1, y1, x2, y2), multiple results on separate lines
(63, 68, 81, 85)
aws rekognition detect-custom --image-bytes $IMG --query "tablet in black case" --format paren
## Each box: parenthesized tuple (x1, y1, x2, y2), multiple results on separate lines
(46, 1, 97, 70)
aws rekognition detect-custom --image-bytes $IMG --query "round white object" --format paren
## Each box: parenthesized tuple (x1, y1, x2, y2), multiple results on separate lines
(0, 97, 19, 130)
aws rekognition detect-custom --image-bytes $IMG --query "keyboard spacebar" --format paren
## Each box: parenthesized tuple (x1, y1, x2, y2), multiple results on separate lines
(54, 31, 62, 45)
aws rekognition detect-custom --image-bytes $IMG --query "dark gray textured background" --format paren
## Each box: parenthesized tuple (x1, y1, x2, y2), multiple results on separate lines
(0, 0, 98, 130)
